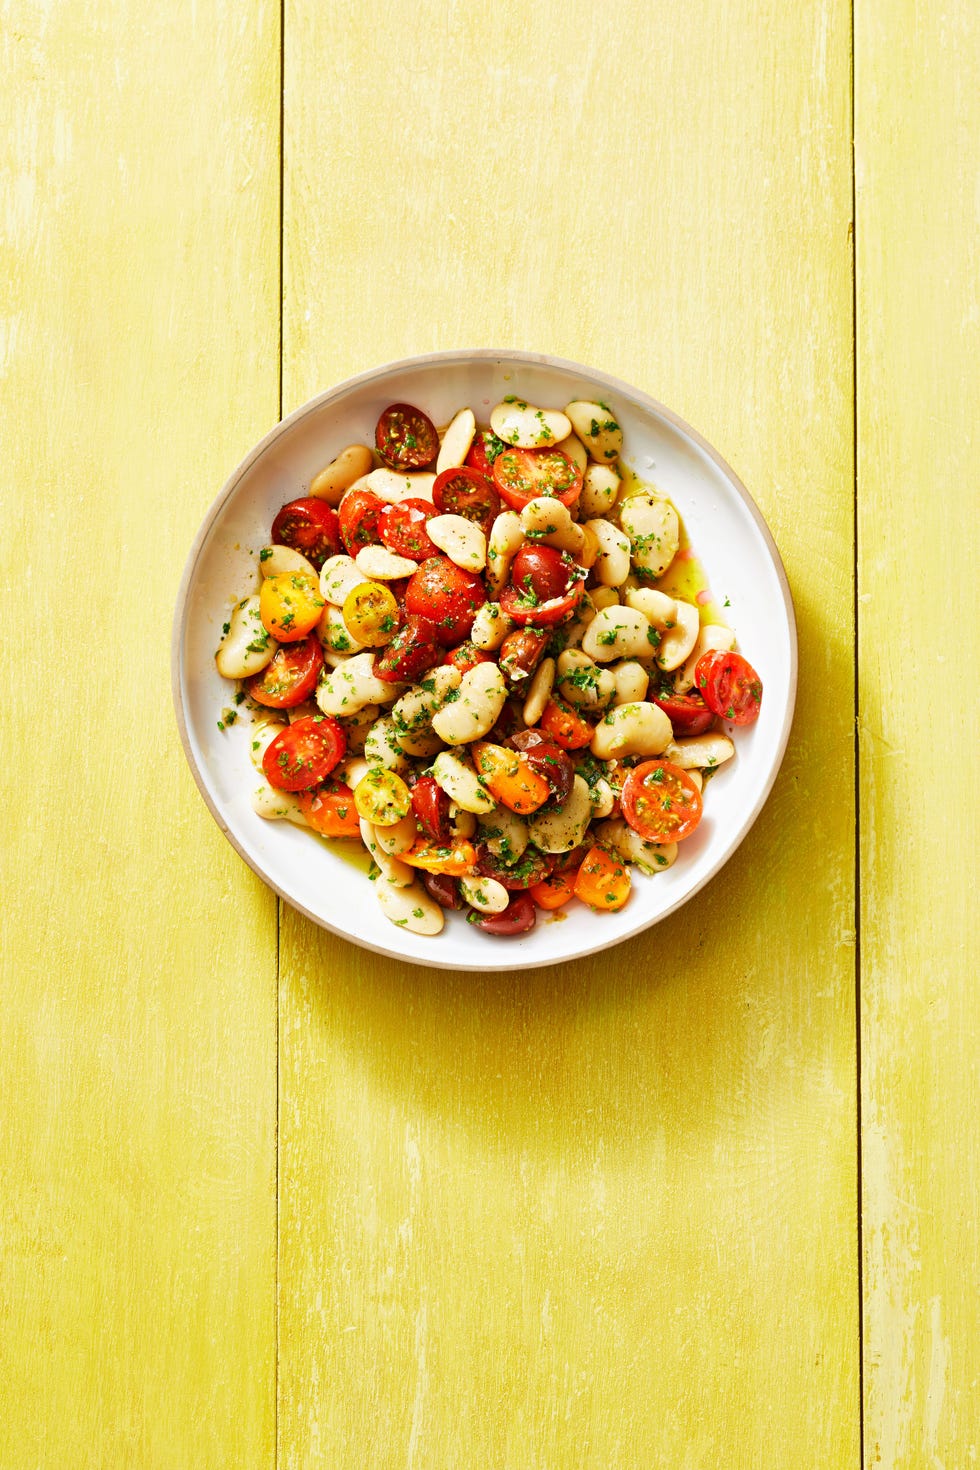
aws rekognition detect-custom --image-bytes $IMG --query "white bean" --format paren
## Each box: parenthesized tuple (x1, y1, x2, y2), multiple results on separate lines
(520, 497, 584, 555)
(459, 875, 510, 914)
(619, 494, 680, 579)
(476, 806, 529, 863)
(355, 545, 419, 581)
(490, 398, 571, 449)
(372, 811, 418, 856)
(251, 779, 309, 826)
(663, 732, 735, 769)
(611, 660, 649, 705)
(436, 408, 476, 471)
(320, 554, 365, 606)
(318, 602, 366, 657)
(375, 875, 445, 935)
(589, 701, 672, 759)
(594, 819, 678, 875)
(579, 463, 621, 518)
(335, 754, 370, 790)
(426, 514, 487, 573)
(390, 665, 461, 757)
(589, 777, 616, 819)
(431, 750, 496, 814)
(449, 804, 477, 840)
(581, 606, 656, 663)
(673, 623, 736, 692)
(522, 657, 555, 726)
(430, 662, 506, 745)
(564, 400, 623, 462)
(624, 587, 676, 626)
(309, 444, 374, 505)
(485, 511, 525, 595)
(586, 518, 631, 587)
(470, 602, 513, 651)
(316, 652, 405, 717)
(335, 703, 379, 754)
(358, 819, 414, 886)
(590, 586, 620, 612)
(350, 467, 436, 503)
(258, 544, 319, 580)
(363, 715, 409, 773)
(656, 599, 701, 671)
(561, 594, 597, 650)
(553, 431, 589, 474)
(556, 649, 615, 710)
(526, 776, 592, 853)
(215, 596, 274, 679)
(248, 716, 287, 770)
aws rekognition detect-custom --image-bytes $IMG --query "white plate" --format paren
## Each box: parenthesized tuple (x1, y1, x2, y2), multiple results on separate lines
(172, 350, 796, 972)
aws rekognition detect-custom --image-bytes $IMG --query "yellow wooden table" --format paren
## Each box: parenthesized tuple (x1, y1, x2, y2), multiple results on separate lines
(2, 2, 976, 1465)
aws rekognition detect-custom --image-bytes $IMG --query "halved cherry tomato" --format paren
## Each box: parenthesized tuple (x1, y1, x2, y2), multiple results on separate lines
(422, 872, 463, 909)
(338, 488, 383, 556)
(245, 635, 323, 708)
(432, 466, 501, 531)
(297, 781, 360, 837)
(400, 839, 477, 876)
(499, 546, 586, 626)
(620, 760, 703, 843)
(470, 741, 551, 815)
(259, 572, 325, 642)
(465, 429, 507, 479)
(492, 446, 583, 512)
(498, 627, 552, 682)
(374, 613, 441, 682)
(410, 775, 452, 844)
(475, 844, 554, 890)
(529, 871, 576, 910)
(379, 498, 438, 560)
(442, 640, 493, 675)
(404, 555, 486, 645)
(262, 716, 345, 792)
(375, 402, 439, 469)
(508, 730, 575, 805)
(651, 688, 717, 736)
(695, 650, 763, 725)
(271, 498, 341, 570)
(353, 767, 412, 826)
(468, 890, 537, 935)
(572, 844, 632, 911)
(342, 581, 399, 647)
(538, 697, 594, 751)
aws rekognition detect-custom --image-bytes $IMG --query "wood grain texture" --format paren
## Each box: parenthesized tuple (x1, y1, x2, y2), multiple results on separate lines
(0, 2, 280, 1463)
(855, 2, 980, 1465)
(280, 2, 857, 1465)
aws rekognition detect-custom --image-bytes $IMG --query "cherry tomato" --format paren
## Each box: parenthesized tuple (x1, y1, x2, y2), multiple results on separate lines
(470, 742, 551, 815)
(499, 546, 586, 626)
(432, 466, 500, 531)
(379, 498, 438, 560)
(401, 840, 477, 876)
(650, 688, 717, 736)
(353, 767, 412, 826)
(338, 488, 383, 556)
(465, 429, 507, 479)
(259, 572, 324, 642)
(508, 730, 575, 805)
(442, 640, 493, 675)
(498, 627, 551, 682)
(572, 844, 632, 911)
(529, 871, 576, 910)
(245, 635, 323, 708)
(476, 844, 554, 890)
(375, 402, 439, 469)
(422, 871, 463, 909)
(538, 697, 594, 751)
(270, 497, 341, 570)
(262, 716, 346, 792)
(620, 760, 703, 843)
(410, 775, 452, 844)
(404, 556, 486, 645)
(695, 650, 763, 725)
(492, 446, 583, 512)
(297, 781, 360, 837)
(469, 890, 537, 935)
(374, 614, 441, 682)
(342, 581, 399, 646)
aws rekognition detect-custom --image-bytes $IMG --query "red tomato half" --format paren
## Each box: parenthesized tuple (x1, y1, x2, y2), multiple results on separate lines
(374, 614, 441, 682)
(465, 430, 507, 479)
(338, 488, 383, 556)
(442, 640, 493, 675)
(379, 498, 438, 560)
(245, 636, 323, 708)
(492, 447, 583, 511)
(375, 402, 439, 469)
(410, 775, 452, 844)
(404, 555, 486, 645)
(475, 844, 554, 890)
(469, 890, 537, 935)
(262, 716, 346, 792)
(695, 650, 763, 725)
(499, 545, 586, 627)
(270, 498, 341, 570)
(651, 688, 717, 736)
(620, 760, 703, 843)
(432, 466, 500, 531)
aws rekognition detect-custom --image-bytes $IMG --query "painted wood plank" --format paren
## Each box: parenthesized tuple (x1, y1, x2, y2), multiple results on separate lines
(855, 2, 980, 1464)
(0, 3, 280, 1463)
(280, 2, 857, 1464)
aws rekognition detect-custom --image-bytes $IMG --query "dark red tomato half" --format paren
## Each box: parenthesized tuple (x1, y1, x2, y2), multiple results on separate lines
(432, 466, 501, 532)
(499, 545, 586, 627)
(375, 402, 439, 469)
(508, 730, 575, 805)
(492, 446, 583, 512)
(379, 498, 438, 561)
(404, 555, 487, 645)
(261, 716, 346, 792)
(270, 498, 341, 570)
(374, 613, 441, 683)
(469, 890, 537, 935)
(410, 776, 452, 844)
(476, 844, 554, 891)
(338, 488, 383, 556)
(695, 650, 763, 725)
(651, 688, 717, 737)
(423, 872, 463, 909)
(245, 636, 323, 708)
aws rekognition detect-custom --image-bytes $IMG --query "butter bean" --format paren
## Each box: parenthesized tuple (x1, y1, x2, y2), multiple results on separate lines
(436, 408, 476, 471)
(490, 398, 571, 449)
(309, 444, 374, 505)
(564, 400, 623, 462)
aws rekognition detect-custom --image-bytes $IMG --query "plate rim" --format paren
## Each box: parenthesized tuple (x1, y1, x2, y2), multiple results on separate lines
(171, 348, 798, 971)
